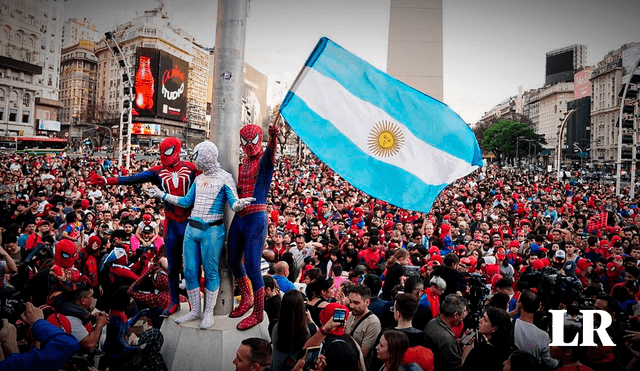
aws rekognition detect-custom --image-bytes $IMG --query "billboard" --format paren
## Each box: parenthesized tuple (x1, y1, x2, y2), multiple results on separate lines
(131, 123, 162, 136)
(574, 67, 594, 99)
(622, 43, 640, 85)
(546, 50, 575, 86)
(38, 120, 61, 132)
(157, 51, 188, 122)
(132, 49, 188, 122)
(133, 48, 160, 118)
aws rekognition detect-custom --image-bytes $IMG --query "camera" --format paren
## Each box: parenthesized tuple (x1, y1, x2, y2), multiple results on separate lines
(0, 287, 27, 325)
(403, 265, 420, 278)
(460, 272, 490, 329)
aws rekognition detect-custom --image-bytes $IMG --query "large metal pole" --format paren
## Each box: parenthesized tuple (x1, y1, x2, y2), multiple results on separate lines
(556, 110, 576, 181)
(617, 57, 640, 196)
(210, 0, 248, 315)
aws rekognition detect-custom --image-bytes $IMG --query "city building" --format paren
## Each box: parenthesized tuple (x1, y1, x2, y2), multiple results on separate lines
(94, 4, 209, 147)
(523, 88, 541, 132)
(206, 47, 269, 135)
(545, 44, 587, 86)
(0, 0, 64, 136)
(536, 81, 575, 151)
(478, 96, 517, 125)
(59, 40, 98, 141)
(564, 67, 594, 169)
(589, 43, 640, 169)
(387, 0, 442, 101)
(61, 17, 99, 49)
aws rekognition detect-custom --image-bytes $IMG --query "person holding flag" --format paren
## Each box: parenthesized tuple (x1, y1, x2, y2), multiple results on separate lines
(227, 123, 279, 330)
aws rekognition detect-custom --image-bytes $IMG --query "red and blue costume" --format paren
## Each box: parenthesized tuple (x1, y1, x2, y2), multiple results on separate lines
(228, 124, 278, 330)
(87, 137, 197, 316)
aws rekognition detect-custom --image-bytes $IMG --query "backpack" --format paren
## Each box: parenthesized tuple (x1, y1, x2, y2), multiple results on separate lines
(56, 222, 70, 241)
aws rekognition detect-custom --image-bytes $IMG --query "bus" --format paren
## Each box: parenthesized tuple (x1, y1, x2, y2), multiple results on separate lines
(0, 136, 68, 156)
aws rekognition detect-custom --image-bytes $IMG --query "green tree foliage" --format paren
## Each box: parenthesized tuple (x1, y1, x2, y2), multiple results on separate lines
(473, 113, 534, 145)
(481, 119, 545, 165)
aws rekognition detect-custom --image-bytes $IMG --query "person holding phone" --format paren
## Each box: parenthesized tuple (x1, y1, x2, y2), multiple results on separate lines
(460, 306, 512, 371)
(302, 303, 366, 371)
(345, 285, 381, 362)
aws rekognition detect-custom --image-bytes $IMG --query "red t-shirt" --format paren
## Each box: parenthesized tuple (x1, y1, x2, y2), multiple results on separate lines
(358, 248, 383, 271)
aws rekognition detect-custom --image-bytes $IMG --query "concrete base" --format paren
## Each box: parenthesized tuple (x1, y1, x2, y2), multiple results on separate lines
(160, 302, 270, 371)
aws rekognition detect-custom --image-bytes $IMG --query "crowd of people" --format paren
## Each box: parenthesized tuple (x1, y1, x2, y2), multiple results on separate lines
(1, 147, 640, 371)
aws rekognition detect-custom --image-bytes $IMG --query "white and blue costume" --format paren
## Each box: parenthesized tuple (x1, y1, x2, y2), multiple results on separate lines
(148, 141, 253, 328)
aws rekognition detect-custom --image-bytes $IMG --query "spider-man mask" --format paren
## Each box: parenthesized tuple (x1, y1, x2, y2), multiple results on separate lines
(160, 137, 182, 168)
(240, 125, 263, 157)
(55, 240, 78, 269)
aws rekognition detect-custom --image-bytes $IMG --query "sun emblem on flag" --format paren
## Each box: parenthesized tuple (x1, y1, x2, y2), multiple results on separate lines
(368, 120, 404, 157)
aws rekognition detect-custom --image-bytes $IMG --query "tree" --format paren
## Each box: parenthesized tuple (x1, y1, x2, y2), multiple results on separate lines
(481, 119, 545, 166)
(473, 112, 534, 145)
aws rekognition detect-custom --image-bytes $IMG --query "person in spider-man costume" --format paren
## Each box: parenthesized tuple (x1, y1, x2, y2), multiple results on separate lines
(85, 137, 198, 316)
(48, 239, 92, 319)
(227, 123, 278, 330)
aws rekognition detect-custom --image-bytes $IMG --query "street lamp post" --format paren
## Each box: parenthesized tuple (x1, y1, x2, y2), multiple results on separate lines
(104, 31, 134, 170)
(556, 109, 577, 181)
(573, 142, 585, 171)
(516, 136, 520, 167)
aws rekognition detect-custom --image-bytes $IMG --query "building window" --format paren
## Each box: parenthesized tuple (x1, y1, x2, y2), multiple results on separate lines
(8, 109, 17, 122)
(0, 108, 3, 121)
(21, 111, 29, 123)
(22, 93, 30, 107)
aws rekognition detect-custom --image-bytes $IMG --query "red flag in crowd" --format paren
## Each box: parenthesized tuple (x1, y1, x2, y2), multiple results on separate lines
(587, 212, 608, 231)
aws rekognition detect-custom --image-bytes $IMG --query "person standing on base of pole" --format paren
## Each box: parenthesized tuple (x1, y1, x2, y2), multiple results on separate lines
(84, 137, 198, 317)
(227, 123, 279, 330)
(147, 140, 255, 328)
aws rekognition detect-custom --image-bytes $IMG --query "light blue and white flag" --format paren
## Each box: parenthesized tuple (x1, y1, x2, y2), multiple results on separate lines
(279, 37, 483, 213)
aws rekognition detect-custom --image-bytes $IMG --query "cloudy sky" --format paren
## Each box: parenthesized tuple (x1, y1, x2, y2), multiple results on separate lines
(63, 0, 640, 124)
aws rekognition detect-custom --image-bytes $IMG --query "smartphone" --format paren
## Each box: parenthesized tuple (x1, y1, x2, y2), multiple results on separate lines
(299, 345, 322, 371)
(461, 329, 476, 345)
(333, 308, 346, 325)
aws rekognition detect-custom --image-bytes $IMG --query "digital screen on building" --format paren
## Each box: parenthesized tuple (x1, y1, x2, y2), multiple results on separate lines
(546, 50, 574, 76)
(133, 48, 160, 118)
(156, 51, 189, 122)
(131, 123, 162, 136)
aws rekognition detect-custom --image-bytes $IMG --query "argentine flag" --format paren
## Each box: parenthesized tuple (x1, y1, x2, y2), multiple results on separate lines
(279, 37, 483, 213)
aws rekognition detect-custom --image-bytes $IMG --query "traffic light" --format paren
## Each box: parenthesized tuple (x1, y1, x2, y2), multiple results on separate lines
(123, 100, 130, 109)
(622, 135, 634, 145)
(622, 147, 633, 160)
(122, 112, 128, 122)
(123, 86, 131, 95)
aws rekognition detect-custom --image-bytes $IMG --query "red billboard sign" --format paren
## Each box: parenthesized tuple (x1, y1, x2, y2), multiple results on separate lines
(133, 48, 160, 118)
(574, 67, 594, 99)
(132, 48, 189, 122)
